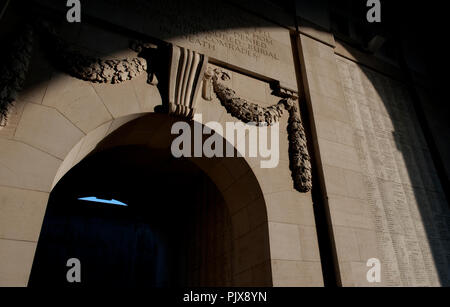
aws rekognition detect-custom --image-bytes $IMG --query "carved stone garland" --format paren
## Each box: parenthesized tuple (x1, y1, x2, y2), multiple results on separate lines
(204, 68, 312, 192)
(1, 22, 149, 125)
(283, 98, 313, 193)
(37, 21, 148, 84)
(0, 25, 34, 126)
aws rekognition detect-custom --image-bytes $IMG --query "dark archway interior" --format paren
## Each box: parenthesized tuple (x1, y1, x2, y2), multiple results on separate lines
(29, 145, 234, 287)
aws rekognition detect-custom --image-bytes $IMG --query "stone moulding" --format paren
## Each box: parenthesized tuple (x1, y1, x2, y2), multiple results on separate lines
(0, 25, 34, 127)
(204, 68, 312, 192)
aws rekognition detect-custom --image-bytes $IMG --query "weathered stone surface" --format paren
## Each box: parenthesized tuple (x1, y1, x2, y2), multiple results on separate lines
(14, 103, 85, 159)
(0, 186, 49, 242)
(0, 139, 61, 192)
(0, 239, 36, 287)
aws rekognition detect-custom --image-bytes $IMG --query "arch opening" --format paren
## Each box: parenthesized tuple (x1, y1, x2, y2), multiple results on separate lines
(29, 113, 272, 287)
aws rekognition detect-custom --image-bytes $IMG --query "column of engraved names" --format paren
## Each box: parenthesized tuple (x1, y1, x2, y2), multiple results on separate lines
(392, 84, 442, 285)
(336, 57, 444, 286)
(370, 73, 431, 286)
(388, 76, 450, 285)
(401, 83, 450, 285)
(337, 58, 402, 286)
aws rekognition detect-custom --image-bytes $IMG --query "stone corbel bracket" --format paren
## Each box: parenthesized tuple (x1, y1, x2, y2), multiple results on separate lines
(203, 67, 312, 193)
(167, 46, 208, 119)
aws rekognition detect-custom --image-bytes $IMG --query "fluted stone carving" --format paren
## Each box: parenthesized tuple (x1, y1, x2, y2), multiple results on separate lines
(0, 25, 34, 126)
(204, 68, 312, 192)
(168, 46, 208, 118)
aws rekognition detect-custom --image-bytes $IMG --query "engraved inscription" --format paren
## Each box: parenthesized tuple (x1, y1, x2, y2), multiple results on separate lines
(64, 0, 297, 89)
(159, 26, 280, 61)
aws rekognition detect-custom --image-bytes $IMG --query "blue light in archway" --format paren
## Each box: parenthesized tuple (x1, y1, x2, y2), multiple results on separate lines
(78, 197, 128, 207)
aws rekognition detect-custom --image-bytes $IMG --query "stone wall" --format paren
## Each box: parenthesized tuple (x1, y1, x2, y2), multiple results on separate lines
(298, 28, 450, 286)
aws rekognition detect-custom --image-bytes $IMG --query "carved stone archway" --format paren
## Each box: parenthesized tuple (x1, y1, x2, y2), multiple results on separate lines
(30, 112, 272, 286)
(0, 17, 318, 287)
